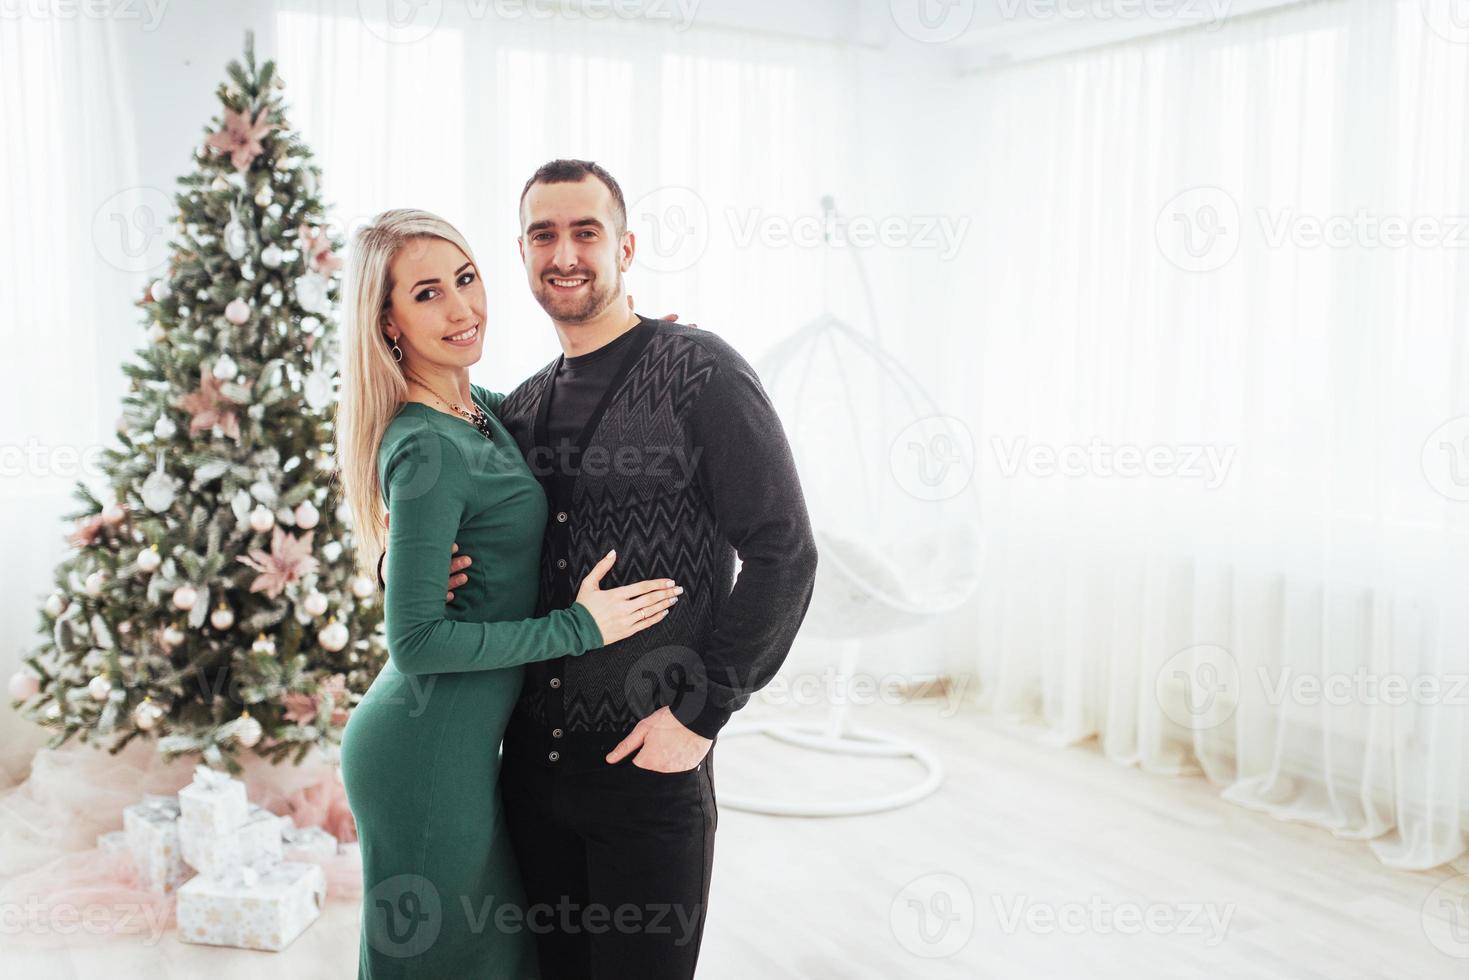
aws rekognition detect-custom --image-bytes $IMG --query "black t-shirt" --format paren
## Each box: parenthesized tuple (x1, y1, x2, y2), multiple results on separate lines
(543, 318, 651, 475)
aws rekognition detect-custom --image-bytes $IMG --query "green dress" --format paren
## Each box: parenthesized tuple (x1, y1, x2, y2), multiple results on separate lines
(340, 384, 603, 979)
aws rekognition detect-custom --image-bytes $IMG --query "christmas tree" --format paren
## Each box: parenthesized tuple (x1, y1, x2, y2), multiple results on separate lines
(8, 33, 386, 770)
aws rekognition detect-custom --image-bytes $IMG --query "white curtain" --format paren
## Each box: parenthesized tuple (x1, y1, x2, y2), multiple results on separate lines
(946, 0, 1469, 870)
(271, 0, 857, 387)
(0, 16, 140, 748)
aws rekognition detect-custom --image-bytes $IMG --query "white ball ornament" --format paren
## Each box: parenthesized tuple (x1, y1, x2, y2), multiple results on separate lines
(350, 576, 375, 599)
(254, 186, 271, 207)
(137, 545, 161, 573)
(88, 675, 111, 701)
(153, 415, 177, 440)
(44, 592, 66, 617)
(294, 501, 319, 530)
(8, 669, 40, 700)
(147, 322, 167, 344)
(85, 571, 107, 595)
(303, 592, 328, 617)
(224, 298, 251, 325)
(132, 698, 163, 731)
(318, 619, 349, 653)
(212, 354, 239, 381)
(249, 507, 275, 534)
(162, 624, 186, 648)
(172, 585, 197, 611)
(211, 176, 229, 191)
(260, 243, 283, 269)
(43, 703, 62, 722)
(102, 502, 126, 525)
(210, 604, 235, 630)
(151, 279, 172, 302)
(231, 711, 263, 748)
(252, 634, 277, 656)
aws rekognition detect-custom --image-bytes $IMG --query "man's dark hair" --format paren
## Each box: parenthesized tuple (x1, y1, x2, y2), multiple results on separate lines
(519, 159, 628, 237)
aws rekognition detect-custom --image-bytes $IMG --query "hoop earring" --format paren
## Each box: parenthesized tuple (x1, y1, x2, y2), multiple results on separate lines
(391, 343, 403, 363)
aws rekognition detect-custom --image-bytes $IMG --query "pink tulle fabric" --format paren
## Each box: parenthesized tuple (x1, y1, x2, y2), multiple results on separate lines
(0, 739, 361, 945)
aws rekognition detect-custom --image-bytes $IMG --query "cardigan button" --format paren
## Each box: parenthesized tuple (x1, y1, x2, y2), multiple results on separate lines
(552, 728, 563, 739)
(549, 678, 561, 689)
(548, 751, 560, 763)
(556, 511, 568, 523)
(556, 558, 568, 570)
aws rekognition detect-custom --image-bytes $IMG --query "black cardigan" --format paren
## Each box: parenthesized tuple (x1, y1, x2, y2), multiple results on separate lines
(496, 317, 818, 743)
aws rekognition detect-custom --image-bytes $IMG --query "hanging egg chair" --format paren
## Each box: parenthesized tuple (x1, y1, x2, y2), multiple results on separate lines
(718, 200, 982, 817)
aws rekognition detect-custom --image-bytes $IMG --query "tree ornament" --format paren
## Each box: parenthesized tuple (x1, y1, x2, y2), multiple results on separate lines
(294, 500, 319, 530)
(260, 243, 284, 268)
(350, 576, 375, 599)
(84, 571, 107, 595)
(133, 698, 164, 731)
(172, 585, 198, 611)
(249, 506, 275, 534)
(230, 711, 263, 747)
(318, 619, 349, 653)
(137, 544, 162, 573)
(303, 591, 328, 617)
(254, 185, 272, 207)
(44, 592, 66, 617)
(140, 453, 180, 512)
(151, 278, 172, 302)
(212, 353, 240, 381)
(101, 502, 126, 525)
(210, 603, 235, 630)
(224, 298, 251, 325)
(88, 675, 112, 701)
(251, 633, 276, 656)
(153, 414, 178, 440)
(161, 624, 186, 648)
(147, 322, 167, 344)
(9, 669, 40, 700)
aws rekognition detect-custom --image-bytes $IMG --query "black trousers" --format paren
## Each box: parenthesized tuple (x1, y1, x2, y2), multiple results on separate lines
(501, 731, 718, 980)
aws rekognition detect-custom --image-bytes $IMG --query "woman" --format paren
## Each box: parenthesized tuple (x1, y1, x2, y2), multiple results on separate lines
(335, 209, 680, 978)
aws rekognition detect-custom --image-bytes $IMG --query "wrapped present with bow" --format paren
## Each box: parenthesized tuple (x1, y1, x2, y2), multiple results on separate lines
(122, 794, 194, 893)
(280, 818, 338, 861)
(180, 803, 286, 878)
(176, 861, 326, 951)
(178, 764, 249, 836)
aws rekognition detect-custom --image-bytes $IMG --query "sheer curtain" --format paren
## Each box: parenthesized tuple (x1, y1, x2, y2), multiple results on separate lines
(944, 0, 1469, 870)
(271, 0, 857, 388)
(0, 16, 140, 750)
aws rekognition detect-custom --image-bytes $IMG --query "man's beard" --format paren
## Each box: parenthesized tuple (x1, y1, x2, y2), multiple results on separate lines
(533, 269, 620, 323)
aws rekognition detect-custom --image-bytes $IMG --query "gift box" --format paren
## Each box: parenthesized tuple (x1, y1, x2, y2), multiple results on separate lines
(177, 861, 326, 951)
(181, 803, 285, 878)
(122, 795, 194, 893)
(280, 820, 337, 861)
(178, 764, 249, 836)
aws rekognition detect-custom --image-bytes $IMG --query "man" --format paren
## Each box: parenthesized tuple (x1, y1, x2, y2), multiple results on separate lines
(493, 159, 817, 979)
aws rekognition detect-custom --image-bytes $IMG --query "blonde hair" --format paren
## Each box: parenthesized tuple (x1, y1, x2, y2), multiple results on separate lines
(334, 208, 478, 578)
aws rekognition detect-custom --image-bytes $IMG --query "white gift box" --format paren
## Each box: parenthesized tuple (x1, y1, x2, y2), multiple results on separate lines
(178, 765, 249, 836)
(177, 861, 326, 951)
(280, 822, 337, 861)
(181, 804, 285, 878)
(122, 795, 194, 893)
(96, 829, 128, 854)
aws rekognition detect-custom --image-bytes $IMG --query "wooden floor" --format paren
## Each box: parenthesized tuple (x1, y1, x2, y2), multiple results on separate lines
(6, 698, 1466, 979)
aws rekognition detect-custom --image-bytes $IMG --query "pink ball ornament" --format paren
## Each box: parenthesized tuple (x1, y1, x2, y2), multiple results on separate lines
(8, 670, 40, 701)
(224, 298, 251, 325)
